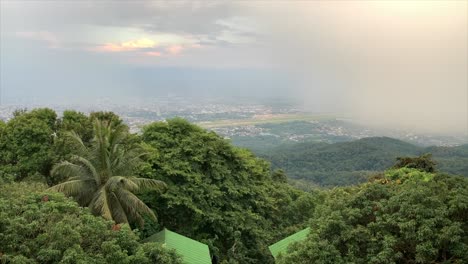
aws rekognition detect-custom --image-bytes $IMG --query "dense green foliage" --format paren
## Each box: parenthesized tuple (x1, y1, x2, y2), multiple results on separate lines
(229, 120, 358, 152)
(0, 109, 128, 184)
(2, 109, 468, 264)
(277, 169, 468, 264)
(59, 110, 94, 145)
(393, 154, 437, 173)
(0, 181, 182, 264)
(139, 118, 318, 263)
(0, 111, 317, 263)
(49, 119, 166, 226)
(263, 137, 468, 186)
(0, 109, 57, 181)
(425, 145, 468, 176)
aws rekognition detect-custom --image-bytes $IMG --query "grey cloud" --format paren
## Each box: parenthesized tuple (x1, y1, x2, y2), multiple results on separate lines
(248, 1, 468, 135)
(1, 1, 244, 38)
(1, 1, 466, 136)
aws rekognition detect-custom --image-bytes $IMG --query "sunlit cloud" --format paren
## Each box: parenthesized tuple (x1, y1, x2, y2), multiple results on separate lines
(15, 31, 60, 48)
(94, 38, 156, 52)
(121, 38, 156, 48)
(93, 38, 195, 57)
(145, 51, 162, 57)
(166, 45, 183, 55)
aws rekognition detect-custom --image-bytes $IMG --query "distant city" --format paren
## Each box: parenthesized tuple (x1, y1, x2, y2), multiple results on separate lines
(1, 96, 467, 147)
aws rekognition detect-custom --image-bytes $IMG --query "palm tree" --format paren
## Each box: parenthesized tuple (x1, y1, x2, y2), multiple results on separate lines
(49, 119, 165, 226)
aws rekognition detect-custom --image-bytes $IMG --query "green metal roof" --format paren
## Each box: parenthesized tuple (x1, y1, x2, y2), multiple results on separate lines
(143, 228, 211, 264)
(268, 227, 310, 259)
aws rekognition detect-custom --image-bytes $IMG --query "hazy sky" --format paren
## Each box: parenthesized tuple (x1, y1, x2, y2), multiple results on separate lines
(1, 1, 467, 134)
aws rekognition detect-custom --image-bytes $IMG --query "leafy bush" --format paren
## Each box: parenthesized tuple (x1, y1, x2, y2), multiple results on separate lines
(140, 118, 318, 263)
(384, 168, 434, 183)
(393, 154, 437, 173)
(277, 171, 468, 263)
(0, 182, 181, 264)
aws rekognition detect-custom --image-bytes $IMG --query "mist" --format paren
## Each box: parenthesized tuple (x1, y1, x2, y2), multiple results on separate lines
(1, 1, 466, 135)
(247, 1, 467, 135)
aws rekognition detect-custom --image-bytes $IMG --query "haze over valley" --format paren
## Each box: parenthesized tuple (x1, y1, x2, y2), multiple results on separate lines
(1, 1, 467, 263)
(1, 1, 467, 135)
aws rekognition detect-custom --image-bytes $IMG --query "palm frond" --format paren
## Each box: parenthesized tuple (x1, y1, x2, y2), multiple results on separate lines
(50, 119, 166, 226)
(127, 177, 167, 192)
(92, 120, 109, 174)
(64, 131, 89, 156)
(115, 188, 156, 222)
(47, 179, 95, 198)
(75, 187, 99, 207)
(89, 187, 113, 220)
(109, 192, 129, 224)
(112, 150, 148, 175)
(133, 211, 145, 228)
(70, 155, 100, 185)
(107, 176, 139, 192)
(108, 124, 128, 147)
(51, 161, 87, 179)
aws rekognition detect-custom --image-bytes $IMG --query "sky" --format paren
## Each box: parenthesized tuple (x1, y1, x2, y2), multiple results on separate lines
(0, 1, 467, 134)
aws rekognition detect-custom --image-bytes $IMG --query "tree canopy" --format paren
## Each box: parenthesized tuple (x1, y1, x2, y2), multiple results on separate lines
(0, 108, 57, 181)
(277, 169, 468, 264)
(262, 137, 468, 186)
(49, 119, 166, 226)
(0, 181, 181, 264)
(2, 109, 467, 264)
(139, 118, 318, 263)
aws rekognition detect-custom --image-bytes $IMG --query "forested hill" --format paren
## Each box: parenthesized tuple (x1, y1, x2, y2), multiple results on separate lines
(0, 109, 317, 263)
(261, 137, 468, 186)
(1, 109, 467, 263)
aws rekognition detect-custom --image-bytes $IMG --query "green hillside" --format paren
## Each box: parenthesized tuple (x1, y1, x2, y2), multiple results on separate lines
(262, 137, 468, 186)
(0, 110, 316, 263)
(1, 109, 467, 263)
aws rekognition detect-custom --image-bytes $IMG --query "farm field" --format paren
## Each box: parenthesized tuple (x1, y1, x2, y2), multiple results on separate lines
(197, 113, 337, 128)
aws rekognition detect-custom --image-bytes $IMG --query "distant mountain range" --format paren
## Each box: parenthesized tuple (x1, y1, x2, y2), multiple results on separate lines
(260, 137, 468, 186)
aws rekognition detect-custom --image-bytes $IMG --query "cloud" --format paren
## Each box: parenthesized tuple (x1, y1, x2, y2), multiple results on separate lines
(3, 1, 466, 135)
(120, 38, 156, 49)
(91, 36, 203, 58)
(2, 1, 255, 46)
(3, 1, 263, 67)
(250, 1, 468, 134)
(166, 45, 183, 55)
(145, 51, 162, 57)
(15, 31, 60, 48)
(94, 38, 156, 52)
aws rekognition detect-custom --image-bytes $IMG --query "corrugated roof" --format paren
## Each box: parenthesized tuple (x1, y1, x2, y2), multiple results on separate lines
(268, 227, 310, 259)
(143, 228, 211, 264)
